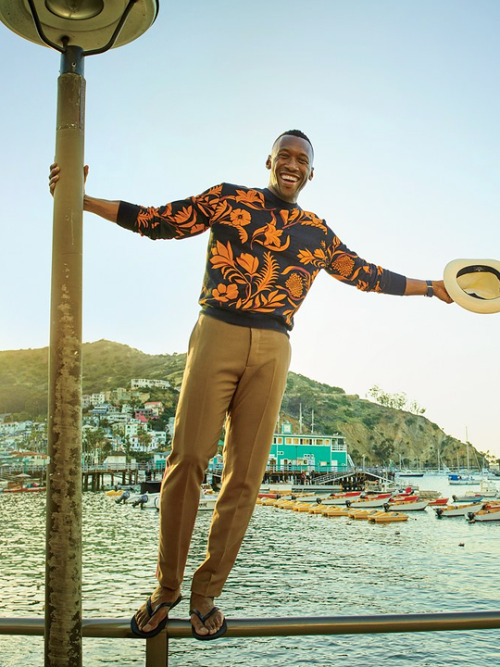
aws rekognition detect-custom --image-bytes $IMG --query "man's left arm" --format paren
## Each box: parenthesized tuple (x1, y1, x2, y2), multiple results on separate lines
(404, 278, 452, 303)
(325, 235, 453, 304)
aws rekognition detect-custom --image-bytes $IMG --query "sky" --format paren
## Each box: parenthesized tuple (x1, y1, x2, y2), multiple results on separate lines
(1, 0, 499, 458)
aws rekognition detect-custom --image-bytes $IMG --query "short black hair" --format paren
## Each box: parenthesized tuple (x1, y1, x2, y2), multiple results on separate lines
(273, 129, 314, 156)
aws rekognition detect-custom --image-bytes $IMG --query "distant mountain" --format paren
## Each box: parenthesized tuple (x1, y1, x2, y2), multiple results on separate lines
(0, 339, 476, 467)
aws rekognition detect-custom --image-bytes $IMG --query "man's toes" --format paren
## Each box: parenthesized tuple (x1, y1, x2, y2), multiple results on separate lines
(191, 614, 209, 635)
(144, 607, 168, 632)
(134, 606, 149, 631)
(204, 611, 224, 634)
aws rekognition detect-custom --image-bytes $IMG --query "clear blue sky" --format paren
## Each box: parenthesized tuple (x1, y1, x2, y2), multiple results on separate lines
(1, 0, 499, 458)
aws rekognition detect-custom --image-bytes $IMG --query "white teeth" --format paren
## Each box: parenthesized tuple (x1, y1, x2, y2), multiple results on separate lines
(282, 175, 298, 182)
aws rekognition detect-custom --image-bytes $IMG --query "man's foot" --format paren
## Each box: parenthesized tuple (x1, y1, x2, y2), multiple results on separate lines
(189, 593, 227, 640)
(131, 586, 182, 638)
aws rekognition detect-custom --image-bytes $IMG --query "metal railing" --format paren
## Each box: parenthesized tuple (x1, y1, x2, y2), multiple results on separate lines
(2, 610, 500, 666)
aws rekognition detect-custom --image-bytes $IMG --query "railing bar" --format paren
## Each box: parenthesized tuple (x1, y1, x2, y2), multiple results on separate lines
(2, 611, 500, 639)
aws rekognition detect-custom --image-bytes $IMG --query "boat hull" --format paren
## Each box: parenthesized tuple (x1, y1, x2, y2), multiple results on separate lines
(387, 500, 429, 511)
(436, 502, 484, 517)
(468, 509, 500, 522)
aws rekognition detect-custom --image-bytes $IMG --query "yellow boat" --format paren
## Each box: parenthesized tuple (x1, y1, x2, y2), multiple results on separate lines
(308, 505, 325, 514)
(259, 497, 278, 506)
(369, 511, 409, 524)
(322, 507, 350, 517)
(348, 509, 385, 520)
(293, 503, 313, 512)
(275, 499, 295, 509)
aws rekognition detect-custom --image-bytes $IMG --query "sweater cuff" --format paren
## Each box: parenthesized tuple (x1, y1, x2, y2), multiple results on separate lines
(380, 271, 407, 296)
(116, 201, 142, 231)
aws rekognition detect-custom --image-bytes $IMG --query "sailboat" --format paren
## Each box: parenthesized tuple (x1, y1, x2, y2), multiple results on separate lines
(448, 428, 479, 485)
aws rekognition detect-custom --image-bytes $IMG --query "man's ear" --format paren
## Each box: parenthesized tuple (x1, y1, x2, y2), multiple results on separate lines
(308, 167, 314, 181)
(265, 155, 272, 170)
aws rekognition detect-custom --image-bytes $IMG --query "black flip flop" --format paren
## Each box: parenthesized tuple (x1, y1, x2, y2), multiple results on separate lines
(130, 594, 182, 638)
(190, 606, 228, 641)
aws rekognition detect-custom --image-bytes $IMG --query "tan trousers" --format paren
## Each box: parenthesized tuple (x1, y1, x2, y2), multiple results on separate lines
(156, 313, 291, 597)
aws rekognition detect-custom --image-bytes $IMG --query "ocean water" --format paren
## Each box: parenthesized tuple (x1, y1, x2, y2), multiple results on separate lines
(1, 475, 499, 666)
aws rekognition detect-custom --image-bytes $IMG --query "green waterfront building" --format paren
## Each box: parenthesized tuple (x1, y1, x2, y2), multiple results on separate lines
(269, 422, 352, 473)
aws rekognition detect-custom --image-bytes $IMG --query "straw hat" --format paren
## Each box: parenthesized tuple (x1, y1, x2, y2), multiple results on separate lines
(443, 259, 500, 314)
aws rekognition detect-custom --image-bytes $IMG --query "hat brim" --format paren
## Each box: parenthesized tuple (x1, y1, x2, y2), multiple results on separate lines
(444, 259, 500, 314)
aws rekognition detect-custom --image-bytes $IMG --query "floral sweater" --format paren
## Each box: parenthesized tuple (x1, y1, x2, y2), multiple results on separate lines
(116, 183, 406, 333)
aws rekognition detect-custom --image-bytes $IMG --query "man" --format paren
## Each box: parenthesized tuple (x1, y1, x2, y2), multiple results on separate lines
(49, 130, 452, 640)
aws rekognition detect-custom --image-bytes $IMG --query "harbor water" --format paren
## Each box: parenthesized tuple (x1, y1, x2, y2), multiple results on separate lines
(1, 475, 499, 666)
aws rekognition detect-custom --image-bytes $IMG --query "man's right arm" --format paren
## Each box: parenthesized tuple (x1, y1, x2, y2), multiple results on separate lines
(49, 162, 119, 222)
(83, 194, 120, 222)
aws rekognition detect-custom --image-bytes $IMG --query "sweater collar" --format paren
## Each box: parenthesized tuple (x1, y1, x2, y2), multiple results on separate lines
(262, 187, 302, 211)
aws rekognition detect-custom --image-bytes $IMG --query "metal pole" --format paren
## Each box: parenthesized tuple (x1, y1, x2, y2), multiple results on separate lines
(45, 45, 85, 667)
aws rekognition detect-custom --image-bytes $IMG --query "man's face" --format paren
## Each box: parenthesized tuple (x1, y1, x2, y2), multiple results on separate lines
(266, 135, 314, 203)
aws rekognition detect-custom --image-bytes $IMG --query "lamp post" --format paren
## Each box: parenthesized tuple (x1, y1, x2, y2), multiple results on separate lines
(0, 3, 159, 665)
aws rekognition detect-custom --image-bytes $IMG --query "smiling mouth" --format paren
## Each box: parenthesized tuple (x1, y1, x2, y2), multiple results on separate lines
(280, 174, 299, 185)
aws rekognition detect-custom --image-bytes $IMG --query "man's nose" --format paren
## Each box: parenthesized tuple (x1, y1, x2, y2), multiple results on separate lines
(285, 156, 300, 171)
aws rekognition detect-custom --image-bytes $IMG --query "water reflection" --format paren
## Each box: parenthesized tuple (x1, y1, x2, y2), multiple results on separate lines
(1, 476, 499, 666)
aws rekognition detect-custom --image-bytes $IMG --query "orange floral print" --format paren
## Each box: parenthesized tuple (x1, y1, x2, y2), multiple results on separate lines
(236, 253, 259, 276)
(234, 189, 266, 207)
(251, 217, 291, 251)
(122, 182, 403, 331)
(212, 283, 239, 302)
(286, 273, 304, 299)
(230, 209, 251, 226)
(331, 255, 355, 278)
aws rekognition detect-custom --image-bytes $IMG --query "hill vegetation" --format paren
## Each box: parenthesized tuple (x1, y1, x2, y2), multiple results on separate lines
(0, 339, 483, 468)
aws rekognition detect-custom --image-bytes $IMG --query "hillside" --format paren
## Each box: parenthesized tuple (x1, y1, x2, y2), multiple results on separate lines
(0, 340, 475, 468)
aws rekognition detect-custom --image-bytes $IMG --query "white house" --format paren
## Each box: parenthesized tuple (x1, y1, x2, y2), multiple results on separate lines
(130, 379, 170, 390)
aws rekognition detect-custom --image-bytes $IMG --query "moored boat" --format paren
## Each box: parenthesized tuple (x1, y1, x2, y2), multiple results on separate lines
(368, 511, 409, 524)
(320, 491, 362, 506)
(448, 473, 479, 486)
(345, 493, 392, 509)
(322, 506, 350, 517)
(451, 491, 483, 503)
(348, 508, 385, 520)
(435, 501, 484, 518)
(467, 505, 500, 522)
(477, 480, 499, 498)
(428, 497, 449, 506)
(387, 499, 429, 511)
(1, 485, 46, 493)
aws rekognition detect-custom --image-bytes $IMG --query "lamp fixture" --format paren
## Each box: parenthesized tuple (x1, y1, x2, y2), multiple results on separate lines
(0, 0, 159, 53)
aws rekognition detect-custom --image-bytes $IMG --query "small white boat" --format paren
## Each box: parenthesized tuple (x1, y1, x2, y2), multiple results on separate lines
(387, 499, 429, 512)
(435, 501, 484, 518)
(451, 493, 483, 503)
(320, 491, 362, 506)
(346, 493, 392, 509)
(114, 490, 217, 512)
(478, 480, 499, 498)
(396, 471, 424, 478)
(288, 493, 324, 504)
(198, 493, 218, 512)
(448, 474, 479, 486)
(468, 505, 500, 522)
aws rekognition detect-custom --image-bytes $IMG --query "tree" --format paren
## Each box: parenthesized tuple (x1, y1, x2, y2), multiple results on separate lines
(137, 428, 152, 453)
(367, 386, 425, 415)
(83, 427, 108, 464)
(372, 438, 395, 464)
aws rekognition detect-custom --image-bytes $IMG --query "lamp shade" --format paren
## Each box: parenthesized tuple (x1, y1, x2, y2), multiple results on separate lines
(0, 0, 159, 51)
